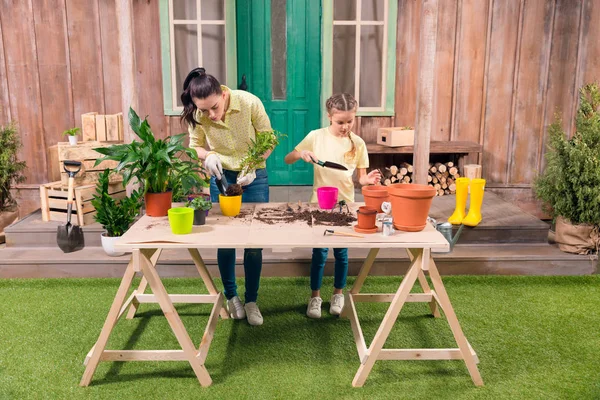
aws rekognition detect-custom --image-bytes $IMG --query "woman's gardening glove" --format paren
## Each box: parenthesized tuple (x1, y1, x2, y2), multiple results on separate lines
(237, 169, 256, 187)
(204, 152, 223, 180)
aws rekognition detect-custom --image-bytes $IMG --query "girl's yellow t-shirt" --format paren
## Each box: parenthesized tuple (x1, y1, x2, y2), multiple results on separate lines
(295, 127, 369, 203)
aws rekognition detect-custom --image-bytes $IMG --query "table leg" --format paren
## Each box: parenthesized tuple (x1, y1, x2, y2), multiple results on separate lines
(352, 251, 425, 387)
(407, 248, 441, 318)
(126, 249, 162, 319)
(80, 257, 137, 386)
(341, 249, 379, 319)
(139, 249, 212, 386)
(427, 256, 483, 386)
(189, 248, 229, 319)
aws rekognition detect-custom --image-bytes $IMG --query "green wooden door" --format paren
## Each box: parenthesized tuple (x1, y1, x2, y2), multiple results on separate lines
(236, 0, 321, 185)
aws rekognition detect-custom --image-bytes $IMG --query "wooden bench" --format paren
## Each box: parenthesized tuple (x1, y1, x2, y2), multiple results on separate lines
(366, 140, 482, 173)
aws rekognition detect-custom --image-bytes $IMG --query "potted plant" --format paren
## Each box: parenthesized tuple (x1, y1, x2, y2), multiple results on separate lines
(94, 107, 205, 217)
(62, 127, 80, 146)
(0, 123, 26, 242)
(171, 161, 209, 202)
(534, 83, 600, 254)
(187, 196, 212, 225)
(91, 169, 143, 256)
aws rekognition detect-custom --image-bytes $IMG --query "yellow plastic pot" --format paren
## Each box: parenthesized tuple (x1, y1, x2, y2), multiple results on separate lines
(219, 194, 242, 217)
(168, 207, 194, 234)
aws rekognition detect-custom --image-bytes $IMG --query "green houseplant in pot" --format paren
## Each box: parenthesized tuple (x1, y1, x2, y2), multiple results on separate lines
(187, 196, 212, 225)
(534, 83, 600, 254)
(94, 107, 205, 217)
(91, 169, 143, 256)
(62, 127, 80, 146)
(0, 123, 27, 242)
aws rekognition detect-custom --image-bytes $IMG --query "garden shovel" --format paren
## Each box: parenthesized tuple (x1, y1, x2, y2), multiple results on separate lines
(215, 173, 229, 196)
(57, 160, 84, 253)
(309, 156, 348, 171)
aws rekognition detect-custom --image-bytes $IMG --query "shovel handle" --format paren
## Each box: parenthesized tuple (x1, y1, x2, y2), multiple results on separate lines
(329, 231, 364, 238)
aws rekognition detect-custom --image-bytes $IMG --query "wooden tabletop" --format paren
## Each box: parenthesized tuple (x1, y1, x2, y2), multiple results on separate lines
(116, 203, 449, 251)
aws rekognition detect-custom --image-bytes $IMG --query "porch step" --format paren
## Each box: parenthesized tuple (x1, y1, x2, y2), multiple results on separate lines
(0, 244, 595, 278)
(5, 191, 549, 248)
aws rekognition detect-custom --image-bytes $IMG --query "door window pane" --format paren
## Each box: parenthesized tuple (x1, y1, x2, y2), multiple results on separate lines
(174, 24, 199, 106)
(271, 0, 287, 99)
(362, 0, 384, 21)
(202, 0, 225, 20)
(333, 26, 356, 95)
(334, 0, 356, 20)
(202, 25, 226, 83)
(359, 25, 383, 107)
(173, 0, 195, 20)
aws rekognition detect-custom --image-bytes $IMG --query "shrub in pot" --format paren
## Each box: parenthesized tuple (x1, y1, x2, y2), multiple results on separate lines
(62, 127, 80, 146)
(94, 107, 207, 216)
(91, 169, 143, 256)
(534, 83, 600, 254)
(0, 123, 26, 242)
(187, 196, 212, 225)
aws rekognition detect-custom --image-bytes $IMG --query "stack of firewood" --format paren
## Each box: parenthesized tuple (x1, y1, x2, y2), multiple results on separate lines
(378, 161, 460, 196)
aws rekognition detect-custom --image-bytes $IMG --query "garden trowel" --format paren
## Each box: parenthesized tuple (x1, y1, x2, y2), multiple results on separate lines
(215, 173, 229, 196)
(309, 156, 348, 171)
(57, 160, 85, 253)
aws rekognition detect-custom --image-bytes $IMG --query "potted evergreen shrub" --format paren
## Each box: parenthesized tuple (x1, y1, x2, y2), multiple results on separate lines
(0, 123, 26, 242)
(91, 169, 143, 256)
(534, 83, 600, 254)
(62, 127, 80, 145)
(187, 196, 212, 225)
(94, 107, 206, 217)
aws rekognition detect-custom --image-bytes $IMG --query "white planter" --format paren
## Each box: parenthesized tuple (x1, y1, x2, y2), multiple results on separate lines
(101, 232, 126, 257)
(68, 136, 78, 145)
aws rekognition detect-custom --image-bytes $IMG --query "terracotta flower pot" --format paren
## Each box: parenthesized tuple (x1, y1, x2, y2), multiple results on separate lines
(387, 183, 436, 232)
(362, 185, 389, 213)
(145, 191, 172, 217)
(357, 206, 377, 229)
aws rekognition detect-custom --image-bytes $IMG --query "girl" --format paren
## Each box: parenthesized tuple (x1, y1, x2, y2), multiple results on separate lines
(284, 93, 381, 318)
(181, 67, 274, 326)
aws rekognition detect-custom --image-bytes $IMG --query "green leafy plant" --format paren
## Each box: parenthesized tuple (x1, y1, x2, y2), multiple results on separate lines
(94, 107, 207, 194)
(171, 161, 209, 202)
(534, 83, 600, 225)
(0, 123, 27, 212)
(239, 130, 285, 173)
(62, 127, 80, 137)
(187, 196, 212, 211)
(91, 169, 143, 237)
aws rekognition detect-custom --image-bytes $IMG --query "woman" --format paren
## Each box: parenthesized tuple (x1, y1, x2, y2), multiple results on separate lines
(181, 67, 273, 326)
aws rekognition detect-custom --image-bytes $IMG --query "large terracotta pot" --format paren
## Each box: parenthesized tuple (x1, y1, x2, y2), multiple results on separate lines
(387, 183, 436, 232)
(362, 185, 389, 213)
(145, 191, 172, 217)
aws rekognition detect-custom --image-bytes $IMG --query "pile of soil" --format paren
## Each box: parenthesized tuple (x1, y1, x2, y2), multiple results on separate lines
(225, 184, 243, 196)
(252, 205, 356, 227)
(312, 210, 356, 226)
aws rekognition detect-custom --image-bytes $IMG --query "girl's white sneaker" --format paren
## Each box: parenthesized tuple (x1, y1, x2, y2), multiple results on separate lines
(306, 297, 323, 319)
(330, 294, 345, 316)
(227, 296, 246, 319)
(244, 302, 263, 326)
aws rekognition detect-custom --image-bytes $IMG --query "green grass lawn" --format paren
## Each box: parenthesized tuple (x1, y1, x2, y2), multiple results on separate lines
(0, 275, 599, 399)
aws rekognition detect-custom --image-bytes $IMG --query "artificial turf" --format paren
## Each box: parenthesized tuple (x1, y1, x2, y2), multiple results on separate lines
(0, 275, 599, 399)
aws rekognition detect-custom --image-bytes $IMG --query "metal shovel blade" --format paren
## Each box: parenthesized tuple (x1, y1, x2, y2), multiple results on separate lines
(322, 161, 348, 171)
(215, 174, 229, 196)
(57, 221, 85, 253)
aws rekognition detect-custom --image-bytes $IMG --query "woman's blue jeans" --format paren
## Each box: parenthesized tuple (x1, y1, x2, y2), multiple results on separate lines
(310, 248, 349, 291)
(210, 168, 268, 303)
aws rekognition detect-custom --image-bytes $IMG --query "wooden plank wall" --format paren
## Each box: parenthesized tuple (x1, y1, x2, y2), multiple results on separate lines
(1, 1, 599, 218)
(359, 0, 600, 217)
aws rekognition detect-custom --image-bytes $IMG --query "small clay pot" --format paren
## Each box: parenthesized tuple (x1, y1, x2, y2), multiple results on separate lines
(357, 206, 377, 229)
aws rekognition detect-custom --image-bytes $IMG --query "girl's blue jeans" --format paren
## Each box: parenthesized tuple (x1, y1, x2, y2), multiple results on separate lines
(310, 248, 349, 291)
(209, 168, 268, 303)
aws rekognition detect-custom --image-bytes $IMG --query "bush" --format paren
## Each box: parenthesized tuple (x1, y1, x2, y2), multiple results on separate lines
(534, 83, 600, 225)
(0, 123, 27, 212)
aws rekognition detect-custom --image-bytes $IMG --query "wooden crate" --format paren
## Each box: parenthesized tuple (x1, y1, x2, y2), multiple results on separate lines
(82, 112, 124, 142)
(48, 141, 123, 186)
(376, 127, 415, 147)
(40, 181, 126, 226)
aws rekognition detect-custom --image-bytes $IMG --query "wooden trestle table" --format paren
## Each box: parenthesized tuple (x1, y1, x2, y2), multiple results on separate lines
(80, 202, 483, 387)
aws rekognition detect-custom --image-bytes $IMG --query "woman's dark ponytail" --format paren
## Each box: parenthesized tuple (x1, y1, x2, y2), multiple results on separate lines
(180, 68, 222, 128)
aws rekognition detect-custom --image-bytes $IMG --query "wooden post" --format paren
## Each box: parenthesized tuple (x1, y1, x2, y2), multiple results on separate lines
(116, 0, 138, 144)
(413, 0, 438, 185)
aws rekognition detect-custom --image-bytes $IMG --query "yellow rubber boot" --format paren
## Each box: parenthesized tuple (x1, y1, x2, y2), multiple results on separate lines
(463, 178, 486, 227)
(448, 177, 470, 225)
